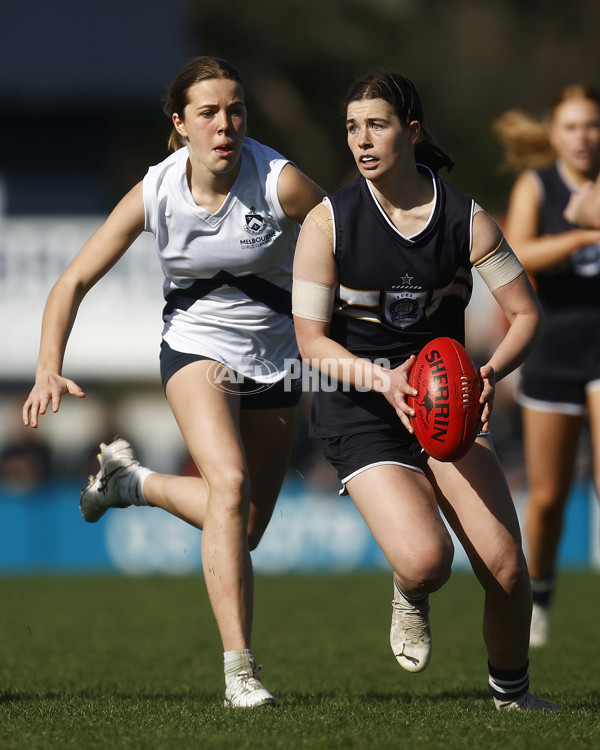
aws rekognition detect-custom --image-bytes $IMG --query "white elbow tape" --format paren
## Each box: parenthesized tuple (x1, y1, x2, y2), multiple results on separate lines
(474, 238, 524, 292)
(292, 277, 335, 322)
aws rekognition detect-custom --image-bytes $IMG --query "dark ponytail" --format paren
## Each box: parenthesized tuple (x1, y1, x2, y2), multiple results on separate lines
(415, 141, 455, 174)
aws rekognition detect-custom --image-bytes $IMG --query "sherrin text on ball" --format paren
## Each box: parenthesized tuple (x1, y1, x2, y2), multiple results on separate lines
(408, 337, 482, 462)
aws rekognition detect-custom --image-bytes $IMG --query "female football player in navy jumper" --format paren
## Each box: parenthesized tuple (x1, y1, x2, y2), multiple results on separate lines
(564, 172, 600, 229)
(293, 70, 558, 711)
(22, 56, 325, 708)
(495, 85, 600, 647)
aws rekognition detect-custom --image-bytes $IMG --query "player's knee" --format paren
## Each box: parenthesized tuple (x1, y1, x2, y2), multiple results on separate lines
(528, 485, 569, 515)
(492, 549, 528, 597)
(211, 467, 250, 507)
(425, 545, 453, 590)
(398, 537, 454, 594)
(427, 533, 454, 581)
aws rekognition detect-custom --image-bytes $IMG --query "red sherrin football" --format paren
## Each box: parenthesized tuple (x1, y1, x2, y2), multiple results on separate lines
(408, 337, 482, 462)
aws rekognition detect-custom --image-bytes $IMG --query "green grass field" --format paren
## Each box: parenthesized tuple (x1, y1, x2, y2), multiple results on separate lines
(0, 571, 598, 749)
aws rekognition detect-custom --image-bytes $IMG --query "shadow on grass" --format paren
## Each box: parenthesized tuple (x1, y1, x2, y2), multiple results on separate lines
(278, 688, 598, 710)
(0, 687, 488, 708)
(0, 688, 219, 703)
(1, 687, 592, 711)
(277, 688, 490, 706)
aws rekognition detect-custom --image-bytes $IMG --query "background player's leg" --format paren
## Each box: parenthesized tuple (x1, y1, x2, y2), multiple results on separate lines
(239, 405, 298, 549)
(521, 406, 582, 645)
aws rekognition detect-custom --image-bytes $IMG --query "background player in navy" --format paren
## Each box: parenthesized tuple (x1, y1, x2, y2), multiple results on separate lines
(22, 56, 325, 708)
(495, 85, 600, 647)
(565, 172, 600, 228)
(293, 70, 558, 710)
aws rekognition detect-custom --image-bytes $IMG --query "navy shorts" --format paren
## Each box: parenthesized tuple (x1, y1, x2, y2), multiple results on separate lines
(518, 373, 600, 416)
(320, 427, 425, 495)
(159, 341, 302, 410)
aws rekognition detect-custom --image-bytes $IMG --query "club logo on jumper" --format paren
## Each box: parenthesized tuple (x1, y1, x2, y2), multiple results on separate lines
(244, 208, 266, 234)
(240, 208, 276, 249)
(384, 283, 428, 329)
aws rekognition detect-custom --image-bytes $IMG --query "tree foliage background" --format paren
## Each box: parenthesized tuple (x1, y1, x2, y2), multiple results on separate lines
(1, 0, 599, 216)
(185, 0, 600, 213)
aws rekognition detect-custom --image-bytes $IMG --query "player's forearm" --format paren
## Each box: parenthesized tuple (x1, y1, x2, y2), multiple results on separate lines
(295, 328, 389, 392)
(511, 229, 600, 273)
(487, 310, 543, 383)
(34, 280, 85, 377)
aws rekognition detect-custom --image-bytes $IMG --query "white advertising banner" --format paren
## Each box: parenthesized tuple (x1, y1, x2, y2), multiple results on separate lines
(0, 215, 165, 380)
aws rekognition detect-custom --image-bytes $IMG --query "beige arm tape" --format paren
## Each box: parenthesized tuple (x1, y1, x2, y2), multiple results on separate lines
(308, 201, 334, 244)
(292, 277, 336, 322)
(473, 237, 524, 292)
(292, 202, 336, 322)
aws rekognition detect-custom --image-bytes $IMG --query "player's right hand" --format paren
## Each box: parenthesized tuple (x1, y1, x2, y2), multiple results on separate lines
(382, 355, 417, 433)
(22, 374, 86, 428)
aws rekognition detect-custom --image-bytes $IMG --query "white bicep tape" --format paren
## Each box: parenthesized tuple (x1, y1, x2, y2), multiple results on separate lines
(292, 277, 336, 322)
(473, 238, 524, 292)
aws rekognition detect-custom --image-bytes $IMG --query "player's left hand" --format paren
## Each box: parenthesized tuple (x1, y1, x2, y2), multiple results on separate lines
(478, 364, 495, 432)
(564, 181, 595, 226)
(22, 374, 86, 428)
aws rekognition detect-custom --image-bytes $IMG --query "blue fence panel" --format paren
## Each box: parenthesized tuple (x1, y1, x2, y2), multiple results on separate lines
(0, 478, 596, 574)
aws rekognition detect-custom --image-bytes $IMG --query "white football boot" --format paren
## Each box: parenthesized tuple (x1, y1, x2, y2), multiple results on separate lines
(224, 655, 276, 708)
(529, 602, 550, 647)
(390, 582, 432, 673)
(80, 437, 150, 522)
(494, 692, 561, 711)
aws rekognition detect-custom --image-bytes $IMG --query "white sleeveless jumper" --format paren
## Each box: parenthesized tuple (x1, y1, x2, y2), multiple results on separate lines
(143, 137, 299, 382)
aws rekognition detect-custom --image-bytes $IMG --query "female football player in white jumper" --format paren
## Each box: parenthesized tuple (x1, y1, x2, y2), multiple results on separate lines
(494, 86, 600, 647)
(292, 70, 558, 711)
(22, 56, 325, 708)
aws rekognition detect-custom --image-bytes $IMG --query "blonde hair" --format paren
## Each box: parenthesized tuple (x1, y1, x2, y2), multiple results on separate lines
(492, 84, 600, 172)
